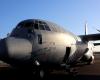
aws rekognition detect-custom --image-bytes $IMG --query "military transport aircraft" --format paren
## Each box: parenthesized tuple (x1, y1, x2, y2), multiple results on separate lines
(0, 19, 100, 78)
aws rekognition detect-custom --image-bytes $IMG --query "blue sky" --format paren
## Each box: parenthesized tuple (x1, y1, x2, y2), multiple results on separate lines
(0, 0, 100, 38)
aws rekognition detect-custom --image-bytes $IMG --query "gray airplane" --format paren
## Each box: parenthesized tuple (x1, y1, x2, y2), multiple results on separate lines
(0, 19, 100, 78)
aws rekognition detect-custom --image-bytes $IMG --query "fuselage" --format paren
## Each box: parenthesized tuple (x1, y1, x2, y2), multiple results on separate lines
(0, 19, 92, 67)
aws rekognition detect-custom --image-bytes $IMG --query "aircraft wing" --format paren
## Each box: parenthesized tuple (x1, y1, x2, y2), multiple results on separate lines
(93, 43, 100, 46)
(79, 33, 100, 41)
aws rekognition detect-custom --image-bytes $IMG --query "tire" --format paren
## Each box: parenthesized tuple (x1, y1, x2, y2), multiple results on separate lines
(35, 68, 48, 79)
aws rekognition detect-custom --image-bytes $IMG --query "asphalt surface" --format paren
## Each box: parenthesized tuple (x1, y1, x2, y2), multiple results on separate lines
(0, 53, 100, 80)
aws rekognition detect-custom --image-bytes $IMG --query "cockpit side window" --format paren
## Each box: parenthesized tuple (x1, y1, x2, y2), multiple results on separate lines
(17, 22, 33, 28)
(17, 22, 24, 28)
(24, 22, 33, 28)
(39, 24, 45, 30)
(44, 25, 51, 31)
(16, 20, 51, 31)
(34, 23, 39, 30)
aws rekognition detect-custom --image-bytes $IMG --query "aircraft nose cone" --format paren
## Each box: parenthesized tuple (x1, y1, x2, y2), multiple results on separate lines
(5, 37, 32, 60)
(0, 37, 32, 64)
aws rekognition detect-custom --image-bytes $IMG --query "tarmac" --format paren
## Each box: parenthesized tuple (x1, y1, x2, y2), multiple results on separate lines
(0, 53, 100, 80)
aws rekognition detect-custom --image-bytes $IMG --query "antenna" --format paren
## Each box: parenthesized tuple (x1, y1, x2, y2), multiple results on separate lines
(85, 22, 88, 35)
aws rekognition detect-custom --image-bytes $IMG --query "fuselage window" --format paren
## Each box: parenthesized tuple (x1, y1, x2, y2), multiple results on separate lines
(34, 23, 39, 30)
(39, 24, 45, 30)
(38, 34, 42, 44)
(45, 25, 51, 31)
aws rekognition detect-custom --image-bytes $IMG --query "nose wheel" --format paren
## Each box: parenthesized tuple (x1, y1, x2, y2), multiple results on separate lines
(39, 70, 45, 78)
(35, 69, 45, 79)
(34, 67, 49, 79)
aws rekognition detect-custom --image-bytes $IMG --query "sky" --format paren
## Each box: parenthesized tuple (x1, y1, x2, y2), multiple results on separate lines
(0, 0, 100, 38)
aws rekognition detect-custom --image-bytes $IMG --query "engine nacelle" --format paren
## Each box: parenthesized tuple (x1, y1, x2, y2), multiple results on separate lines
(80, 42, 94, 64)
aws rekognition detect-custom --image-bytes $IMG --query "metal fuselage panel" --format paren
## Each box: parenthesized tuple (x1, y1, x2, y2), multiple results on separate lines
(0, 19, 89, 67)
(3, 30, 86, 66)
(32, 30, 77, 65)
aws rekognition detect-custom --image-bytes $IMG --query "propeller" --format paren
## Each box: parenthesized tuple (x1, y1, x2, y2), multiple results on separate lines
(96, 28, 100, 32)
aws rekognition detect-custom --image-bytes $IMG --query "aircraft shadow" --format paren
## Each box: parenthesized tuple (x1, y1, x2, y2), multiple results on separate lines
(0, 69, 100, 80)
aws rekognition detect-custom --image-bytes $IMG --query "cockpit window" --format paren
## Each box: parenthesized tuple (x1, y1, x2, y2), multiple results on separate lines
(34, 23, 39, 29)
(16, 20, 51, 31)
(35, 20, 38, 24)
(39, 24, 45, 30)
(24, 22, 33, 28)
(17, 22, 23, 27)
(17, 22, 33, 28)
(38, 21, 43, 24)
(44, 25, 51, 31)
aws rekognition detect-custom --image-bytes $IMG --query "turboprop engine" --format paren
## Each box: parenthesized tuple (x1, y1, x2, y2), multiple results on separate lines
(80, 42, 94, 64)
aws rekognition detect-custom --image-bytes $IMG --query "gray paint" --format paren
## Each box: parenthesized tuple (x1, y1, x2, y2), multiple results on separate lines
(0, 19, 94, 68)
